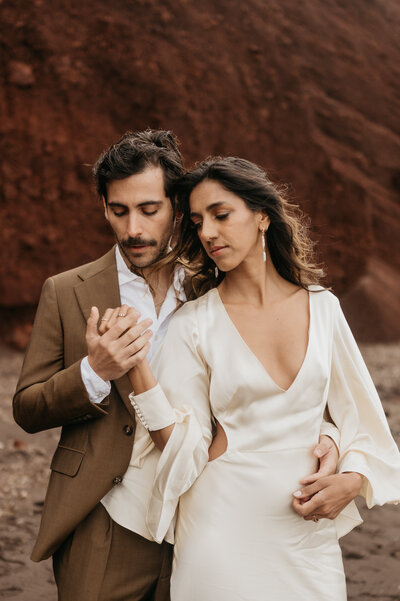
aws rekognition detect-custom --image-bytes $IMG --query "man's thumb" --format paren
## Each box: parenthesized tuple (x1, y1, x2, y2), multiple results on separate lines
(86, 306, 100, 339)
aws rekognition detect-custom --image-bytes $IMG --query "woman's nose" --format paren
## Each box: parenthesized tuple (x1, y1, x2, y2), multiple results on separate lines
(200, 216, 218, 241)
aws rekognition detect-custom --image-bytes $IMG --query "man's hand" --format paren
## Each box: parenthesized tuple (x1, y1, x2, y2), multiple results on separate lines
(292, 472, 363, 521)
(301, 435, 339, 485)
(86, 305, 153, 381)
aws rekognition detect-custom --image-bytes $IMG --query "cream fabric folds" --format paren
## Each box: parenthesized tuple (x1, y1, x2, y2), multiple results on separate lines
(130, 287, 400, 547)
(130, 306, 214, 543)
(327, 301, 400, 507)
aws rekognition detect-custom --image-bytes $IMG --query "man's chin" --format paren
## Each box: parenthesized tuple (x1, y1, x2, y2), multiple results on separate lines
(125, 248, 162, 270)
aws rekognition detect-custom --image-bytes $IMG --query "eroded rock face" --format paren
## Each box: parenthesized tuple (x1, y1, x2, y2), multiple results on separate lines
(1, 0, 399, 343)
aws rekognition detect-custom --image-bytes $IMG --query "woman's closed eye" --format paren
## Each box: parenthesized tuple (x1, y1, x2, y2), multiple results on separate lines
(215, 212, 230, 221)
(191, 213, 230, 230)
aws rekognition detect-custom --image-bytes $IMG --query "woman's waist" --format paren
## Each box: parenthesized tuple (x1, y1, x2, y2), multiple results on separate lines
(210, 445, 319, 466)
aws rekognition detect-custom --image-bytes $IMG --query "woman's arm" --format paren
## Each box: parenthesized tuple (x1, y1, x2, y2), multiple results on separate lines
(293, 295, 400, 523)
(128, 359, 174, 450)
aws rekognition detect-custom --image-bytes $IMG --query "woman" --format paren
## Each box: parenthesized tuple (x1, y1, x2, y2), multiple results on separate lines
(118, 158, 400, 600)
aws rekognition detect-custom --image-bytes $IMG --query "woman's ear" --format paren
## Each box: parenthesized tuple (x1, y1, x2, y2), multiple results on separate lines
(258, 213, 271, 232)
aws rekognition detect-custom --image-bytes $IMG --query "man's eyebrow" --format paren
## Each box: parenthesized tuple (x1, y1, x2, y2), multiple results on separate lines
(137, 200, 163, 207)
(190, 201, 225, 218)
(108, 201, 127, 208)
(108, 200, 163, 208)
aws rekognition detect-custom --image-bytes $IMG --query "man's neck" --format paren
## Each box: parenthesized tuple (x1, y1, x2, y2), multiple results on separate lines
(130, 263, 174, 317)
(117, 245, 176, 316)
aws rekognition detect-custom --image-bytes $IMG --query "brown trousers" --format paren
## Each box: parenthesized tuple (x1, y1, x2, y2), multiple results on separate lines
(53, 504, 173, 601)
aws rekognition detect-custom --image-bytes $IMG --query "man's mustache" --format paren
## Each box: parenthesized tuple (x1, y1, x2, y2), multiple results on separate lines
(121, 237, 157, 247)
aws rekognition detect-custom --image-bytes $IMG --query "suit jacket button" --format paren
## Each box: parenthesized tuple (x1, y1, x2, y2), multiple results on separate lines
(123, 424, 134, 436)
(112, 476, 123, 485)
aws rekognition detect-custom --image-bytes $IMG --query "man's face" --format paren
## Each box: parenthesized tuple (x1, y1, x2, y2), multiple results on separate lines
(104, 166, 174, 270)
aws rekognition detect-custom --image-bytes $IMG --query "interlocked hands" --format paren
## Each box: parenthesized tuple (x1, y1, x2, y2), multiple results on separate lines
(292, 436, 363, 521)
(86, 305, 152, 381)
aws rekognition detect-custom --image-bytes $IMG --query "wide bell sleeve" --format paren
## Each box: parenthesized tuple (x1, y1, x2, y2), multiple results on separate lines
(327, 296, 400, 510)
(129, 302, 213, 543)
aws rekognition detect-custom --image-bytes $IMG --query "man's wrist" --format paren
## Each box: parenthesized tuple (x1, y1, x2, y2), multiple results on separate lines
(81, 356, 111, 403)
(342, 471, 363, 496)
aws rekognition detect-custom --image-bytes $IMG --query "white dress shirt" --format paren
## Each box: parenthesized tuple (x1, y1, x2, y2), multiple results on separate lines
(79, 246, 186, 542)
(80, 246, 186, 401)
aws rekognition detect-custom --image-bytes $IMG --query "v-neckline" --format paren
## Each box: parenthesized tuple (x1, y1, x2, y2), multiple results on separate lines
(212, 287, 312, 394)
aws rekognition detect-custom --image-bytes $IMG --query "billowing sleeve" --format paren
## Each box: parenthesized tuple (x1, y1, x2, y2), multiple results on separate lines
(129, 302, 212, 543)
(327, 296, 400, 508)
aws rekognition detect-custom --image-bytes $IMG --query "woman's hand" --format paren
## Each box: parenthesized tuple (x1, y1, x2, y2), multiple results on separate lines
(292, 472, 363, 521)
(86, 305, 152, 381)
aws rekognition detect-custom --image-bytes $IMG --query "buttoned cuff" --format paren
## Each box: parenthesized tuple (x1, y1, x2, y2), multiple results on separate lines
(129, 384, 176, 431)
(80, 356, 111, 404)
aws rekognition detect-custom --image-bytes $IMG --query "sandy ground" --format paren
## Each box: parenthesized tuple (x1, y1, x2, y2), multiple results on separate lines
(1, 343, 400, 601)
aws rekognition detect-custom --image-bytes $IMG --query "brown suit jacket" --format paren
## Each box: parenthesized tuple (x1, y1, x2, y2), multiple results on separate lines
(13, 247, 139, 562)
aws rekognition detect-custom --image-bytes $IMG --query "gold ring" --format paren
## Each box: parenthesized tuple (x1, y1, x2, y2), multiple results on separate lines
(100, 318, 109, 321)
(118, 313, 126, 317)
(312, 515, 319, 522)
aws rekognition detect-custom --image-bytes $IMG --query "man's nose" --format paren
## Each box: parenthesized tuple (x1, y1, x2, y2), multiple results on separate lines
(127, 213, 144, 238)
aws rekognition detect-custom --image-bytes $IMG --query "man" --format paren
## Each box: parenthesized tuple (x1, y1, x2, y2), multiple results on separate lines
(13, 129, 342, 601)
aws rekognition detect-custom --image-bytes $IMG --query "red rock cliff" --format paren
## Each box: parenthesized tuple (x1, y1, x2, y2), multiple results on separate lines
(1, 0, 399, 344)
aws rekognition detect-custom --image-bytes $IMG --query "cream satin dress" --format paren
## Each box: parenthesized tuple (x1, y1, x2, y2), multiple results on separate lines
(130, 286, 400, 601)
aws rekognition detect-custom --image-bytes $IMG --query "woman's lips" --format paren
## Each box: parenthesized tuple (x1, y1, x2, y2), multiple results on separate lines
(210, 246, 227, 256)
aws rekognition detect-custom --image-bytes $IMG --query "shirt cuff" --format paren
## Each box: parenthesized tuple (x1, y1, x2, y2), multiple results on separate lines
(129, 384, 176, 431)
(80, 356, 111, 404)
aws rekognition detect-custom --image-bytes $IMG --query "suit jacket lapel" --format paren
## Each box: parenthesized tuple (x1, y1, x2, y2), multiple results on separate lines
(73, 248, 135, 416)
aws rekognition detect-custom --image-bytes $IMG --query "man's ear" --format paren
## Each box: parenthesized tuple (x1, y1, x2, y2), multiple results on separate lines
(103, 197, 109, 221)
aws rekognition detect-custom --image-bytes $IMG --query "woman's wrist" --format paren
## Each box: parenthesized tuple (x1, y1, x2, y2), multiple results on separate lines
(128, 359, 157, 395)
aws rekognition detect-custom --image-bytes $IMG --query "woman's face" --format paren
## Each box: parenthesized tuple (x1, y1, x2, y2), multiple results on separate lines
(189, 179, 269, 272)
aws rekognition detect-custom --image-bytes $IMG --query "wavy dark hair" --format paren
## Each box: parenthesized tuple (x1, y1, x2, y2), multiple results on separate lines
(93, 129, 184, 205)
(174, 156, 325, 299)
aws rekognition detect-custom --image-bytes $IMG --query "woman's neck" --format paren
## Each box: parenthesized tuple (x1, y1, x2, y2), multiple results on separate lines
(219, 254, 296, 307)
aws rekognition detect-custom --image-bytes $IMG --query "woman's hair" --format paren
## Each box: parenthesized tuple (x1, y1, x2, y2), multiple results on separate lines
(174, 156, 325, 299)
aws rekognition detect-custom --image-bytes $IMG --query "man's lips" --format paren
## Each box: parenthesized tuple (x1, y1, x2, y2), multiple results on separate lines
(126, 244, 152, 251)
(210, 246, 227, 256)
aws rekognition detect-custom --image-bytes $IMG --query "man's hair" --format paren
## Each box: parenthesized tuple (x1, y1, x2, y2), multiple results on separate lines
(92, 129, 184, 205)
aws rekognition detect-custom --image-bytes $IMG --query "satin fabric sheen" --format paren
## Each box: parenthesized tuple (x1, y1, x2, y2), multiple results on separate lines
(130, 286, 400, 600)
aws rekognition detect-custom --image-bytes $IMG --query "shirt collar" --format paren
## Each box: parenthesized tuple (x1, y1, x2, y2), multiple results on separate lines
(115, 245, 141, 285)
(115, 245, 186, 299)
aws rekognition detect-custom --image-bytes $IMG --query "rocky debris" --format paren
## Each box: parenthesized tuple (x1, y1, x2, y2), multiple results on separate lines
(8, 61, 35, 88)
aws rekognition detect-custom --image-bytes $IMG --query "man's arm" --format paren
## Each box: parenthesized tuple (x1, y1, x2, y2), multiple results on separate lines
(13, 280, 150, 434)
(13, 278, 103, 433)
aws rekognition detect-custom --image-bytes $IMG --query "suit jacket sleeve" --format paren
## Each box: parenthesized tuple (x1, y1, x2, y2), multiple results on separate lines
(13, 277, 108, 434)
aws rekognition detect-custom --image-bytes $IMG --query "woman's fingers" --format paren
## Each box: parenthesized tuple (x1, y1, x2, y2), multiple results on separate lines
(99, 305, 141, 335)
